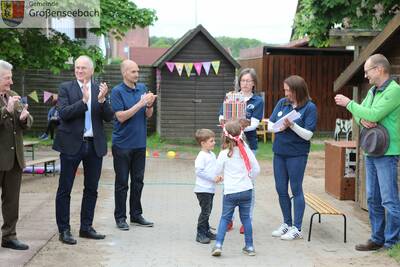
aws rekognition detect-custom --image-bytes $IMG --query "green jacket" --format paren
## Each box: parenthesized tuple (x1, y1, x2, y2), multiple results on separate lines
(346, 79, 400, 156)
(0, 90, 33, 170)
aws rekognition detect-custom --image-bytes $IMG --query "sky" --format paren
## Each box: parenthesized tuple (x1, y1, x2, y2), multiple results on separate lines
(133, 0, 299, 44)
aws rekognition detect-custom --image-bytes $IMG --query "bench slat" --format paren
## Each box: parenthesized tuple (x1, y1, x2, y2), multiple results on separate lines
(305, 193, 343, 215)
(25, 156, 58, 166)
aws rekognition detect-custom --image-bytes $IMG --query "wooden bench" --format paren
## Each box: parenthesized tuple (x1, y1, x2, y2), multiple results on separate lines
(256, 120, 274, 143)
(304, 193, 347, 243)
(23, 140, 39, 160)
(25, 156, 58, 176)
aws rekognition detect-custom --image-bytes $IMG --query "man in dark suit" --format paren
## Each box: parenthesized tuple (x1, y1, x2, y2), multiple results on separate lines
(0, 60, 32, 250)
(53, 55, 114, 245)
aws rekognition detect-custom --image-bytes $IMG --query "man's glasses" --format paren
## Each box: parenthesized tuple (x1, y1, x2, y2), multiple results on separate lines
(364, 66, 377, 74)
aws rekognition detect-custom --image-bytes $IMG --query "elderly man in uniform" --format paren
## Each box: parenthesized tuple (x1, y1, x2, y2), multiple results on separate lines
(0, 60, 32, 250)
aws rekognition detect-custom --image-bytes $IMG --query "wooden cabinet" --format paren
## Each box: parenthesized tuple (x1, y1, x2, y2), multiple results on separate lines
(325, 141, 357, 200)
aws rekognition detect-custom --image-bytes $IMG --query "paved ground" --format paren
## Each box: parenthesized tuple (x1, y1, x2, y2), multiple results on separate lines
(0, 148, 399, 267)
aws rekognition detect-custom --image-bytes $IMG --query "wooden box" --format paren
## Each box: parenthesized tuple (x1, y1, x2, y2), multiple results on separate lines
(325, 141, 356, 200)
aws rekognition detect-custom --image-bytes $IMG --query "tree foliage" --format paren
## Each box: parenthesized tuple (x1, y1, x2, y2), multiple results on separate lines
(293, 0, 399, 47)
(0, 0, 157, 73)
(150, 36, 264, 59)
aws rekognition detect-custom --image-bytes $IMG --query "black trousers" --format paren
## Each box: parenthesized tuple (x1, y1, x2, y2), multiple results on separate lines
(112, 146, 146, 222)
(196, 192, 214, 235)
(45, 120, 59, 139)
(0, 161, 22, 241)
(55, 139, 103, 232)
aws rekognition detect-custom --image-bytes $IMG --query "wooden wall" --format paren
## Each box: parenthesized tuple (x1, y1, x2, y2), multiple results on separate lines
(11, 65, 155, 135)
(263, 54, 354, 131)
(158, 33, 236, 140)
(237, 57, 264, 92)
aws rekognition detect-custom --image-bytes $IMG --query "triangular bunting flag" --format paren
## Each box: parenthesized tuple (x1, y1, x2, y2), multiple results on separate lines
(211, 60, 220, 75)
(184, 63, 193, 77)
(175, 63, 184, 76)
(203, 62, 211, 75)
(166, 62, 175, 73)
(194, 62, 202, 75)
(43, 91, 52, 103)
(28, 90, 39, 103)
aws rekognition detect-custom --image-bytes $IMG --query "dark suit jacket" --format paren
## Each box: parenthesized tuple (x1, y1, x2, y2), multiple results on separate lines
(0, 90, 33, 170)
(53, 80, 114, 157)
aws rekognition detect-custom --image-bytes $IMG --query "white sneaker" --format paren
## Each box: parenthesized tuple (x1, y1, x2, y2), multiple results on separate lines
(280, 226, 303, 240)
(271, 223, 290, 237)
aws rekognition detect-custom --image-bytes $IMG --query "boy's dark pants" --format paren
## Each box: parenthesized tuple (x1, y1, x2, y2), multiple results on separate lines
(196, 192, 214, 235)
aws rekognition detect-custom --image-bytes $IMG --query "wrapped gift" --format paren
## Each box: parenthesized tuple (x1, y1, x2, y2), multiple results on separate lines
(222, 92, 246, 120)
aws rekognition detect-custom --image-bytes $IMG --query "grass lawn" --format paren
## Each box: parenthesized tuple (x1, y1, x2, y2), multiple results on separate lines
(145, 133, 325, 160)
(25, 133, 326, 160)
(388, 244, 400, 262)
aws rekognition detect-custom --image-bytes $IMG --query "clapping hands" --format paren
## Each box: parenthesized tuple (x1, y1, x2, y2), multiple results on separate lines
(98, 82, 109, 103)
(141, 92, 157, 108)
(19, 104, 30, 121)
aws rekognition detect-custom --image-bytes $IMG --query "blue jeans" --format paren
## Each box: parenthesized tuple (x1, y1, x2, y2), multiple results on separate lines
(215, 189, 253, 248)
(365, 155, 400, 248)
(230, 150, 257, 222)
(273, 154, 308, 230)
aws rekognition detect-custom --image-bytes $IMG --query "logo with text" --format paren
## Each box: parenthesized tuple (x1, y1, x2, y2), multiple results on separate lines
(1, 0, 25, 27)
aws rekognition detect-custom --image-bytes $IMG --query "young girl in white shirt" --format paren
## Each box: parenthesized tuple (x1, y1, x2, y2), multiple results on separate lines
(212, 120, 260, 257)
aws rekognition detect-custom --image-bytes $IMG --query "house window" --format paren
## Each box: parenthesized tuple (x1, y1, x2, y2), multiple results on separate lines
(75, 28, 87, 39)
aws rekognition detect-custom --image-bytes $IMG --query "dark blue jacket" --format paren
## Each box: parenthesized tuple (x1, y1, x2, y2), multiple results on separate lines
(53, 80, 114, 157)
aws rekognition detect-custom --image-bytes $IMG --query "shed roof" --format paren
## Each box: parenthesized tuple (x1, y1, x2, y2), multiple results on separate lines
(153, 24, 240, 69)
(130, 47, 168, 66)
(333, 13, 400, 92)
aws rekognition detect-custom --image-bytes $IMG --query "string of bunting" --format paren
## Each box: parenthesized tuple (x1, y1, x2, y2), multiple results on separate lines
(165, 60, 220, 77)
(22, 90, 58, 104)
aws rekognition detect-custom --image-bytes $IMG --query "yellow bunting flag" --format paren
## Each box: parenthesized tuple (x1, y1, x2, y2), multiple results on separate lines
(211, 60, 220, 75)
(28, 90, 39, 103)
(184, 63, 193, 77)
(175, 63, 184, 76)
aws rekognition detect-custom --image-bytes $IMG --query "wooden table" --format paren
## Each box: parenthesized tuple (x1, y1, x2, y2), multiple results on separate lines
(23, 140, 39, 160)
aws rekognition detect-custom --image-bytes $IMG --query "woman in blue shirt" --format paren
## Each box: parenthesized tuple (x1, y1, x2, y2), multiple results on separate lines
(268, 75, 317, 240)
(218, 68, 264, 234)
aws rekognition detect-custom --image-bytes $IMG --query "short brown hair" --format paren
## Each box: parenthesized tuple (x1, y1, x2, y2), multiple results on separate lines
(195, 129, 215, 145)
(283, 75, 311, 107)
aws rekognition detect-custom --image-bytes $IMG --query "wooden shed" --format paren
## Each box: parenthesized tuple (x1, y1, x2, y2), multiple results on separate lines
(239, 47, 354, 132)
(153, 25, 240, 140)
(333, 13, 400, 209)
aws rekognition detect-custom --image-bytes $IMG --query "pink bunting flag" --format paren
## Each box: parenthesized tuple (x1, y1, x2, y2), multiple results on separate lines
(203, 62, 211, 75)
(43, 91, 53, 103)
(166, 62, 175, 73)
(194, 63, 202, 75)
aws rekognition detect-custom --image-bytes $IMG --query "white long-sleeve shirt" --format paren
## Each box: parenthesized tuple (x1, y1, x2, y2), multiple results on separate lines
(216, 145, 260, 195)
(194, 150, 217, 193)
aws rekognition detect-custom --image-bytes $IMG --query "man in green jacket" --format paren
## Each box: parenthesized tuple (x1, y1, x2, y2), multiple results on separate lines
(0, 60, 33, 250)
(335, 54, 400, 251)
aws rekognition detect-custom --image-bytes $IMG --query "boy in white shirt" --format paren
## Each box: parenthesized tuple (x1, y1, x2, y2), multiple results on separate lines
(194, 129, 221, 244)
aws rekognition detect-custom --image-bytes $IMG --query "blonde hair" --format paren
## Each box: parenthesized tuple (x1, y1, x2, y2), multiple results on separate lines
(221, 120, 242, 157)
(195, 129, 215, 145)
